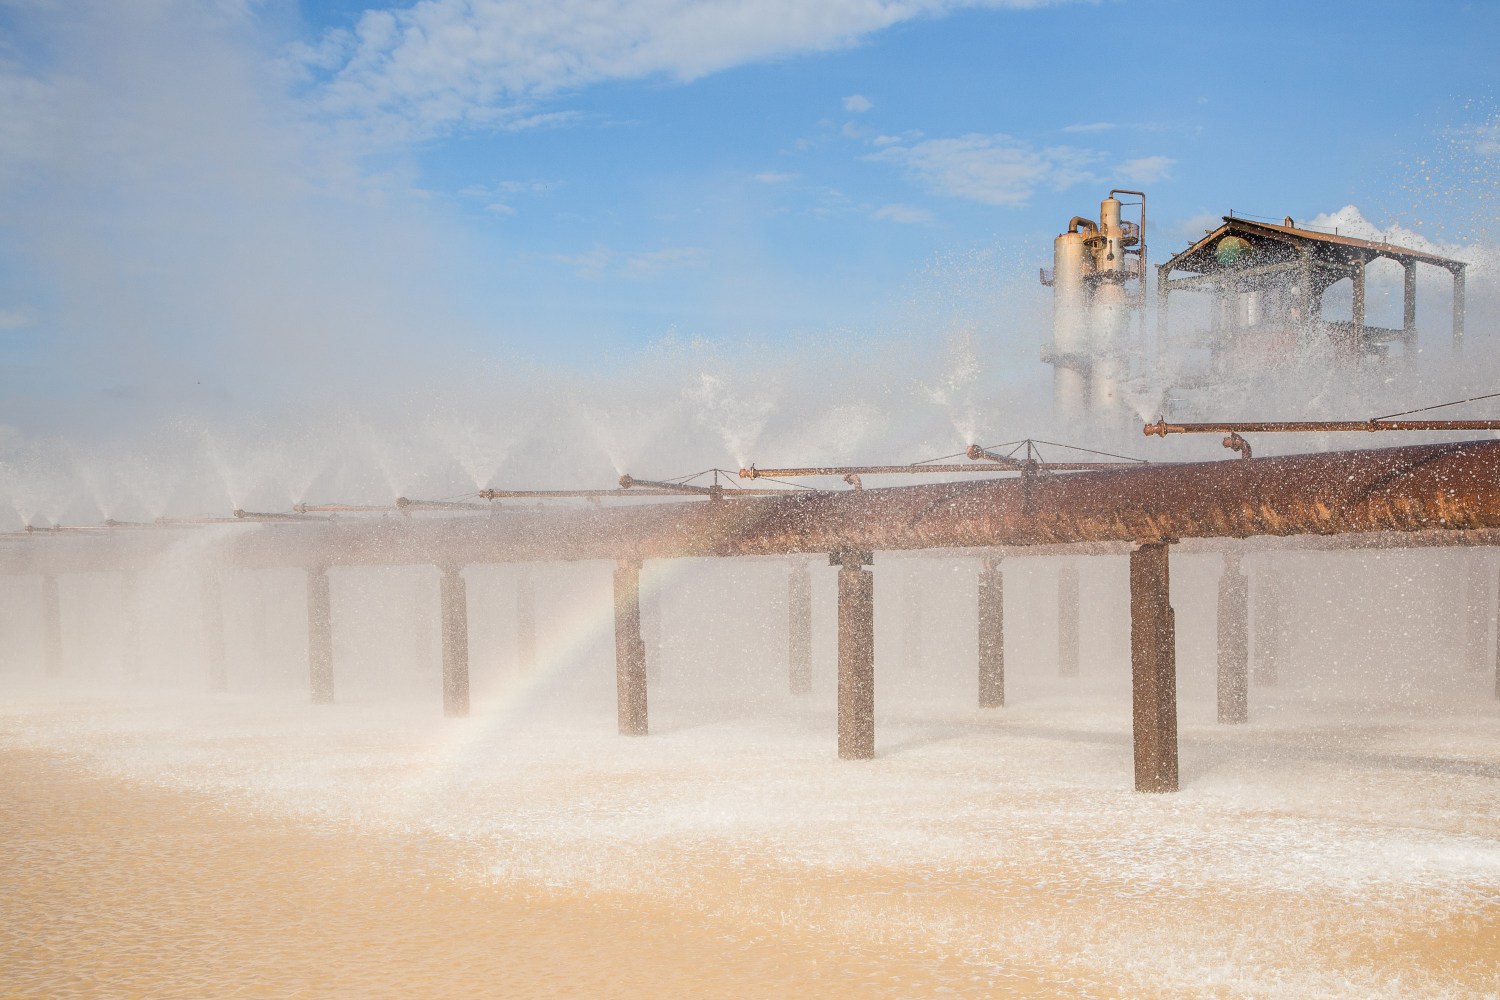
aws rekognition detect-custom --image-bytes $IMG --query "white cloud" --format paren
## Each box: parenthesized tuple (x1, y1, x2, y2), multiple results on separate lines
(306, 0, 1071, 140)
(1061, 121, 1117, 134)
(843, 93, 873, 113)
(872, 203, 932, 224)
(872, 133, 1097, 206)
(1117, 154, 1175, 184)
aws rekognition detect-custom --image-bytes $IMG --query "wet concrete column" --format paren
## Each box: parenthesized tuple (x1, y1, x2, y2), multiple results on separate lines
(1058, 562, 1080, 678)
(1402, 260, 1418, 339)
(202, 567, 227, 692)
(1216, 552, 1249, 725)
(120, 571, 142, 679)
(1252, 562, 1282, 687)
(41, 574, 61, 677)
(834, 550, 875, 760)
(439, 564, 470, 717)
(787, 558, 812, 696)
(613, 559, 647, 736)
(1465, 553, 1490, 673)
(1452, 265, 1466, 354)
(516, 566, 537, 675)
(1130, 542, 1178, 793)
(307, 565, 334, 704)
(977, 555, 1004, 708)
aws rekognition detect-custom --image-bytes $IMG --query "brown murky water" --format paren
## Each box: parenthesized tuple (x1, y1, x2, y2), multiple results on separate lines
(1, 748, 1081, 998)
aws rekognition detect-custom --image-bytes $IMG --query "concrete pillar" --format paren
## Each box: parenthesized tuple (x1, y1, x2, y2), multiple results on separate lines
(1216, 552, 1249, 725)
(516, 566, 537, 675)
(1453, 265, 1466, 354)
(439, 565, 470, 717)
(788, 559, 812, 696)
(1130, 542, 1178, 793)
(1351, 260, 1366, 349)
(977, 556, 1004, 708)
(120, 571, 142, 678)
(41, 574, 61, 677)
(1252, 564, 1282, 687)
(1058, 562, 1080, 678)
(202, 568, 227, 692)
(1466, 553, 1491, 673)
(307, 566, 334, 704)
(1402, 260, 1418, 337)
(834, 550, 875, 760)
(613, 559, 647, 736)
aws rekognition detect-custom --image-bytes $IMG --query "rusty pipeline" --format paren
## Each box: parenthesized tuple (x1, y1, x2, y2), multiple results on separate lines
(1146, 418, 1500, 437)
(739, 463, 1010, 479)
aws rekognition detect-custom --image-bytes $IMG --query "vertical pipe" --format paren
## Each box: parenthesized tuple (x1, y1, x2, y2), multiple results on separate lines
(120, 571, 142, 679)
(788, 558, 812, 696)
(516, 566, 537, 675)
(1155, 265, 1171, 363)
(439, 564, 470, 717)
(1058, 563, 1080, 678)
(835, 552, 875, 760)
(1130, 542, 1178, 793)
(1402, 260, 1418, 336)
(1216, 552, 1249, 724)
(614, 559, 648, 736)
(41, 574, 62, 677)
(203, 567, 227, 692)
(1351, 260, 1366, 351)
(307, 566, 334, 704)
(1252, 564, 1282, 687)
(1452, 265, 1466, 355)
(977, 556, 1005, 708)
(1466, 553, 1490, 673)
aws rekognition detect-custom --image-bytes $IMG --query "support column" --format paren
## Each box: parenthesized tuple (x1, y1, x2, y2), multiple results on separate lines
(834, 550, 875, 760)
(613, 559, 647, 736)
(1058, 562, 1080, 678)
(1466, 553, 1490, 673)
(41, 574, 61, 677)
(1402, 260, 1418, 340)
(1216, 552, 1249, 725)
(1350, 260, 1366, 352)
(788, 558, 812, 696)
(1452, 265, 1466, 355)
(516, 566, 537, 675)
(202, 567, 227, 692)
(1130, 542, 1178, 793)
(307, 566, 334, 704)
(1252, 563, 1282, 687)
(977, 556, 1004, 708)
(643, 585, 662, 685)
(439, 564, 470, 717)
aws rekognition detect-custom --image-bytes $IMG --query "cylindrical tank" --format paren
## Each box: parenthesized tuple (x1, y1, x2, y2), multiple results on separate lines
(1052, 230, 1091, 419)
(1090, 197, 1130, 411)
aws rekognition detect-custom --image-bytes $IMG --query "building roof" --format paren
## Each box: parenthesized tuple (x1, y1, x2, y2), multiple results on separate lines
(1163, 215, 1465, 276)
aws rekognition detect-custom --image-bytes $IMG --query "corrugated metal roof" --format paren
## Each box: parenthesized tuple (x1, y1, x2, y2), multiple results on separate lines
(1164, 216, 1465, 275)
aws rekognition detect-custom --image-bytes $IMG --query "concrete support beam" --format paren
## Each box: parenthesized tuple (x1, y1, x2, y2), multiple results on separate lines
(1216, 553, 1249, 725)
(1466, 554, 1491, 674)
(977, 556, 1004, 708)
(307, 566, 334, 704)
(41, 575, 61, 677)
(1402, 260, 1418, 336)
(202, 568, 227, 692)
(834, 550, 875, 760)
(613, 559, 648, 736)
(788, 559, 812, 696)
(1058, 562, 1080, 678)
(516, 566, 537, 675)
(1252, 565, 1283, 687)
(1453, 265, 1466, 354)
(1130, 542, 1178, 793)
(1351, 260, 1366, 343)
(439, 565, 470, 717)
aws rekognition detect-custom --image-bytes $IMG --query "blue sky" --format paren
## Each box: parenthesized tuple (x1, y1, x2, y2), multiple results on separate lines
(0, 0, 1497, 435)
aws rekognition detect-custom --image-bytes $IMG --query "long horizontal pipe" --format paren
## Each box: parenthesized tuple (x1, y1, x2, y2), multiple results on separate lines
(4, 441, 1500, 575)
(742, 464, 1021, 478)
(1145, 419, 1500, 436)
